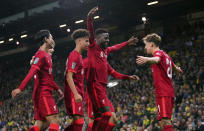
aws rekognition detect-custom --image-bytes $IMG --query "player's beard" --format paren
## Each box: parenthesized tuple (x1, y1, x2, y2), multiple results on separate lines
(100, 41, 108, 49)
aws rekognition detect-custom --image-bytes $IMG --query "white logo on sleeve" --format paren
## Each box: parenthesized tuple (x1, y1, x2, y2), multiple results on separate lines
(34, 57, 39, 64)
(72, 62, 76, 69)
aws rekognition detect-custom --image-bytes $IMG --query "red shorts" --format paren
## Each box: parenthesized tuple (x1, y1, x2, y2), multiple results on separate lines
(33, 96, 58, 121)
(156, 96, 174, 120)
(64, 89, 84, 116)
(86, 95, 94, 118)
(87, 82, 114, 117)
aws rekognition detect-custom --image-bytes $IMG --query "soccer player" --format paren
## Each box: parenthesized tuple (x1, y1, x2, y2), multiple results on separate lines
(83, 32, 138, 131)
(83, 58, 139, 131)
(86, 7, 139, 131)
(11, 30, 64, 131)
(64, 29, 90, 131)
(136, 33, 182, 131)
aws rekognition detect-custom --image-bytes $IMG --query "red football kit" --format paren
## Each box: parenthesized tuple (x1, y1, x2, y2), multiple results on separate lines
(64, 50, 84, 116)
(152, 50, 176, 120)
(19, 49, 59, 120)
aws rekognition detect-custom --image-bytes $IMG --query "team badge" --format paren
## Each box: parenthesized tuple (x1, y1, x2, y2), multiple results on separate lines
(100, 51, 103, 57)
(34, 57, 39, 64)
(72, 62, 76, 69)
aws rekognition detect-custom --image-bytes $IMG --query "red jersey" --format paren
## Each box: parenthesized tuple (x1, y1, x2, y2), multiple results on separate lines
(64, 50, 84, 95)
(86, 18, 128, 84)
(152, 50, 175, 97)
(31, 50, 59, 99)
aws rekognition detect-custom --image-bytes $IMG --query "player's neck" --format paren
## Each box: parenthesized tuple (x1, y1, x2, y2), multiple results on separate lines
(74, 46, 82, 54)
(152, 47, 160, 55)
(40, 44, 49, 53)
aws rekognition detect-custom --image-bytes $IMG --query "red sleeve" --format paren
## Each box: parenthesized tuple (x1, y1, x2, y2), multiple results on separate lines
(169, 57, 175, 68)
(67, 53, 79, 74)
(52, 81, 60, 90)
(32, 54, 45, 70)
(153, 51, 163, 63)
(87, 18, 96, 47)
(19, 67, 38, 91)
(106, 42, 128, 54)
(108, 64, 130, 80)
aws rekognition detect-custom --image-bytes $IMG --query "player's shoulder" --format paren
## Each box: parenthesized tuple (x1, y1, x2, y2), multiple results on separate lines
(35, 50, 46, 59)
(68, 50, 81, 61)
(154, 50, 163, 57)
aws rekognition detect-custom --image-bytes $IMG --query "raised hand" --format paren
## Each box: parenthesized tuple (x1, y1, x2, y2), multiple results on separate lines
(127, 36, 139, 46)
(87, 6, 99, 19)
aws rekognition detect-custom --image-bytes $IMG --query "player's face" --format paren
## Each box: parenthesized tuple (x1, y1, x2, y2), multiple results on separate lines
(80, 37, 90, 50)
(144, 40, 153, 54)
(48, 48, 54, 55)
(46, 34, 55, 49)
(97, 33, 109, 49)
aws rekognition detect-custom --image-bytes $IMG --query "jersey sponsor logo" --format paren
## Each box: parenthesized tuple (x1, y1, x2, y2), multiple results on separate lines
(79, 106, 81, 112)
(100, 51, 107, 58)
(72, 62, 76, 69)
(34, 57, 39, 64)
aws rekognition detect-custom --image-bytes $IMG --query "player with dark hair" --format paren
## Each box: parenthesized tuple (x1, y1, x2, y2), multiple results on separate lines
(12, 30, 64, 131)
(86, 7, 139, 131)
(136, 33, 182, 131)
(64, 29, 90, 131)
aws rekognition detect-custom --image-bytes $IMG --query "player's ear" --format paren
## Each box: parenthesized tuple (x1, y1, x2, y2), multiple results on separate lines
(44, 37, 48, 43)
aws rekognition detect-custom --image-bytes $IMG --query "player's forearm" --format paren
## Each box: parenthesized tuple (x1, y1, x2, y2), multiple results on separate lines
(19, 67, 37, 91)
(86, 18, 95, 43)
(107, 42, 128, 53)
(52, 81, 60, 90)
(110, 71, 130, 80)
(67, 74, 79, 95)
(147, 57, 160, 64)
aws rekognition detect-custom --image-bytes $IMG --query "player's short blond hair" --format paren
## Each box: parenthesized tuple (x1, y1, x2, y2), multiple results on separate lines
(143, 33, 161, 47)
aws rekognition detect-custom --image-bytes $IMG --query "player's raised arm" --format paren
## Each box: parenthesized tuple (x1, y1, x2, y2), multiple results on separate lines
(108, 63, 139, 81)
(87, 7, 98, 44)
(106, 36, 139, 54)
(136, 56, 160, 65)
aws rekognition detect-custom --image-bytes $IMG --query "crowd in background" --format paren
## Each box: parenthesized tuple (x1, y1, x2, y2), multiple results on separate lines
(0, 20, 204, 131)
